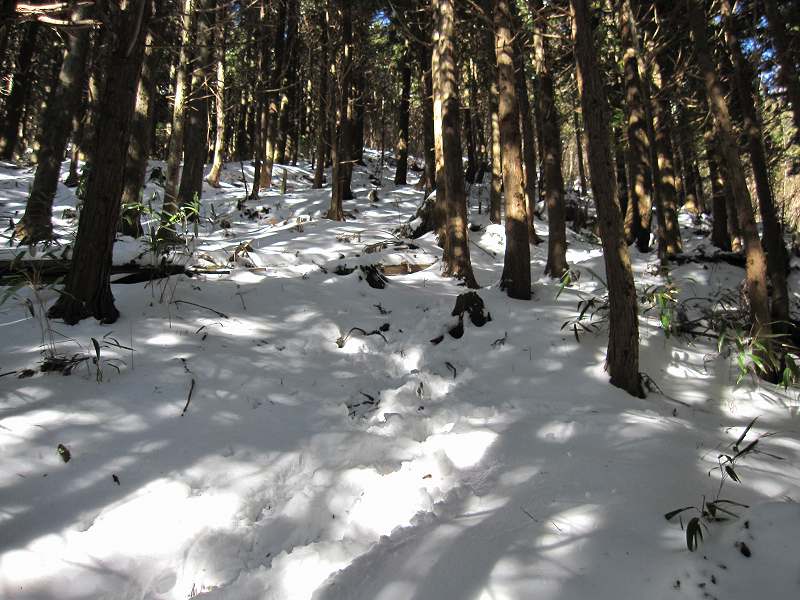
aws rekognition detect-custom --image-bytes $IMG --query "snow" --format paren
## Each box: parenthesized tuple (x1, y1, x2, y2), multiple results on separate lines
(1, 155, 799, 600)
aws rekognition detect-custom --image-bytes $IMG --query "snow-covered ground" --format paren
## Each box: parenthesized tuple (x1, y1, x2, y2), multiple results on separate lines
(1, 156, 799, 600)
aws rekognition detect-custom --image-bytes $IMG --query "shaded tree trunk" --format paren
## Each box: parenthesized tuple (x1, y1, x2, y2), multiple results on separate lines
(394, 44, 411, 185)
(571, 0, 643, 397)
(530, 0, 567, 278)
(49, 0, 153, 325)
(0, 22, 39, 160)
(721, 0, 789, 334)
(312, 7, 328, 189)
(119, 33, 158, 239)
(688, 0, 773, 362)
(18, 7, 90, 244)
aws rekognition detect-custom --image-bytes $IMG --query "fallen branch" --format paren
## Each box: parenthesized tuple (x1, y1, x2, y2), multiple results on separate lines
(172, 300, 229, 319)
(180, 378, 196, 416)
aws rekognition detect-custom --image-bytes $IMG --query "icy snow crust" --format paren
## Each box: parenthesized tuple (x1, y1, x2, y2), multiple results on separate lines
(1, 156, 799, 599)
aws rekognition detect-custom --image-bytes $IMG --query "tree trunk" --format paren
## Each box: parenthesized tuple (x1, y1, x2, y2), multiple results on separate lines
(119, 33, 158, 239)
(417, 44, 436, 196)
(394, 44, 411, 185)
(512, 30, 541, 244)
(530, 0, 567, 278)
(177, 0, 212, 212)
(688, 0, 773, 357)
(489, 89, 502, 224)
(313, 7, 328, 189)
(206, 0, 228, 188)
(327, 0, 353, 221)
(48, 0, 152, 325)
(162, 0, 193, 219)
(721, 0, 790, 334)
(0, 22, 39, 160)
(706, 133, 731, 251)
(494, 0, 530, 299)
(619, 0, 654, 252)
(573, 99, 587, 198)
(763, 0, 800, 142)
(18, 7, 90, 244)
(571, 0, 643, 397)
(433, 0, 478, 287)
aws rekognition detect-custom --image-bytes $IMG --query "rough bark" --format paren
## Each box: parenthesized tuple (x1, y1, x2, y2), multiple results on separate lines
(312, 7, 328, 189)
(494, 0, 530, 299)
(18, 6, 90, 244)
(433, 0, 478, 287)
(530, 0, 567, 278)
(721, 0, 789, 333)
(48, 0, 153, 325)
(119, 33, 158, 239)
(571, 0, 643, 398)
(688, 0, 773, 350)
(206, 0, 228, 188)
(0, 22, 38, 160)
(394, 44, 411, 185)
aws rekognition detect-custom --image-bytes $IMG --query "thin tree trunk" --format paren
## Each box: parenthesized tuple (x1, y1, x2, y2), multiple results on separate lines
(619, 0, 654, 252)
(530, 0, 568, 278)
(0, 22, 38, 160)
(433, 0, 478, 287)
(763, 0, 800, 141)
(721, 0, 790, 333)
(206, 0, 228, 188)
(495, 0, 530, 299)
(571, 0, 643, 397)
(18, 7, 90, 244)
(688, 0, 773, 361)
(120, 33, 158, 239)
(394, 43, 411, 185)
(162, 0, 193, 219)
(313, 7, 328, 189)
(49, 0, 152, 325)
(706, 133, 731, 251)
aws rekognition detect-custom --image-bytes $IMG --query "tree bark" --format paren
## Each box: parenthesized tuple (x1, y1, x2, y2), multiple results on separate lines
(312, 6, 328, 189)
(530, 0, 567, 278)
(0, 22, 38, 160)
(571, 0, 643, 397)
(119, 33, 158, 239)
(721, 0, 789, 333)
(394, 43, 411, 185)
(433, 0, 478, 287)
(327, 0, 353, 221)
(494, 0, 530, 299)
(18, 6, 90, 244)
(162, 0, 193, 219)
(206, 0, 228, 188)
(688, 0, 773, 354)
(48, 0, 153, 325)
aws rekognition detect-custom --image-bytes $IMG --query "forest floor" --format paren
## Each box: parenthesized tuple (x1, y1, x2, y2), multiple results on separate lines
(1, 156, 800, 600)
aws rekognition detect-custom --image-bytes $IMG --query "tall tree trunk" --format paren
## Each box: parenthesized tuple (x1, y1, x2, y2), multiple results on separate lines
(530, 0, 567, 278)
(619, 0, 653, 252)
(433, 0, 478, 287)
(18, 7, 90, 244)
(162, 0, 193, 219)
(177, 0, 213, 211)
(312, 7, 328, 189)
(649, 57, 682, 258)
(394, 44, 411, 185)
(494, 0, 530, 299)
(512, 30, 541, 244)
(675, 106, 702, 216)
(763, 0, 800, 142)
(706, 133, 731, 251)
(688, 0, 773, 363)
(571, 0, 643, 397)
(119, 33, 158, 239)
(0, 22, 38, 160)
(489, 89, 502, 224)
(327, 0, 353, 221)
(573, 98, 587, 198)
(721, 0, 790, 334)
(206, 0, 227, 188)
(49, 0, 152, 325)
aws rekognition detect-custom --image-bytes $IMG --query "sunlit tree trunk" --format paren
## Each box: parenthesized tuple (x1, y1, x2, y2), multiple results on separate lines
(433, 0, 478, 287)
(206, 0, 228, 188)
(494, 0, 530, 299)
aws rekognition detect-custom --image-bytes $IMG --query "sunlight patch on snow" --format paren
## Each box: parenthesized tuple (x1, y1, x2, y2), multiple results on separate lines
(535, 504, 602, 556)
(146, 332, 184, 346)
(425, 430, 497, 470)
